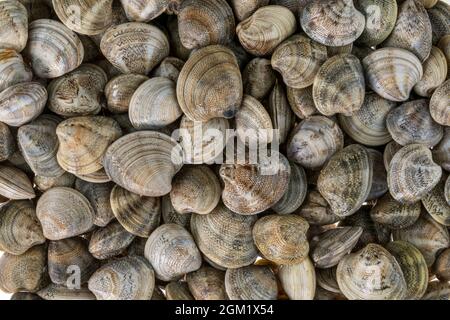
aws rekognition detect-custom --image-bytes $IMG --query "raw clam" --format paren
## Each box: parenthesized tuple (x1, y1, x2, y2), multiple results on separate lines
(88, 221, 135, 260)
(434, 248, 450, 282)
(186, 266, 227, 300)
(34, 173, 76, 192)
(370, 193, 421, 229)
(242, 58, 276, 100)
(230, 0, 269, 21)
(0, 122, 15, 162)
(105, 74, 149, 114)
(286, 86, 318, 120)
(0, 164, 35, 200)
(279, 258, 316, 300)
(430, 79, 450, 126)
(272, 162, 307, 215)
(268, 80, 295, 144)
(120, 0, 173, 22)
(427, 0, 450, 44)
(414, 46, 447, 97)
(0, 49, 32, 93)
(162, 194, 191, 228)
(225, 265, 277, 300)
(0, 0, 28, 52)
(422, 180, 450, 226)
(296, 190, 342, 226)
(152, 57, 184, 82)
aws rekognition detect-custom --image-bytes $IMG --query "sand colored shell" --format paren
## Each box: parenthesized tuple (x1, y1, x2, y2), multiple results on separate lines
(313, 54, 365, 116)
(0, 200, 45, 255)
(437, 35, 450, 75)
(190, 202, 258, 269)
(445, 175, 450, 205)
(296, 190, 342, 226)
(186, 266, 227, 300)
(300, 0, 365, 47)
(103, 131, 184, 197)
(414, 46, 447, 97)
(422, 180, 450, 226)
(271, 35, 328, 89)
(100, 22, 169, 75)
(152, 57, 184, 82)
(338, 92, 396, 146)
(74, 168, 112, 184)
(336, 243, 407, 300)
(110, 185, 161, 237)
(370, 193, 421, 229)
(362, 47, 423, 102)
(0, 0, 28, 52)
(286, 86, 318, 120)
(36, 187, 95, 240)
(89, 221, 135, 259)
(236, 5, 296, 56)
(165, 281, 194, 300)
(34, 173, 75, 192)
(430, 79, 450, 126)
(388, 144, 442, 204)
(88, 255, 155, 300)
(225, 265, 277, 300)
(383, 140, 402, 170)
(0, 165, 35, 200)
(0, 49, 32, 93)
(120, 0, 174, 22)
(38, 284, 96, 300)
(167, 16, 192, 61)
(0, 122, 14, 162)
(230, 0, 269, 21)
(434, 248, 450, 282)
(268, 80, 295, 144)
(279, 258, 316, 300)
(242, 58, 276, 100)
(105, 74, 149, 114)
(177, 45, 243, 121)
(427, 1, 450, 44)
(366, 148, 388, 201)
(421, 281, 450, 300)
(316, 267, 340, 293)
(162, 194, 191, 228)
(433, 127, 450, 171)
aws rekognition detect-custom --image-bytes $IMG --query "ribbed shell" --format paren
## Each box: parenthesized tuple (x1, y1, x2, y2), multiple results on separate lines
(383, 140, 402, 170)
(230, 0, 269, 21)
(100, 22, 169, 75)
(190, 202, 258, 269)
(0, 0, 28, 52)
(327, 43, 353, 57)
(362, 47, 423, 102)
(422, 281, 450, 300)
(242, 58, 276, 100)
(430, 79, 450, 126)
(225, 266, 277, 300)
(110, 185, 161, 237)
(36, 187, 95, 240)
(74, 168, 112, 184)
(414, 46, 447, 97)
(313, 54, 365, 116)
(422, 180, 450, 226)
(316, 267, 340, 293)
(427, 1, 450, 44)
(366, 148, 388, 201)
(186, 266, 227, 300)
(0, 49, 32, 93)
(286, 86, 318, 120)
(437, 34, 450, 75)
(165, 281, 194, 300)
(279, 258, 316, 300)
(300, 0, 365, 46)
(177, 45, 243, 121)
(105, 74, 149, 114)
(272, 162, 307, 215)
(0, 165, 35, 200)
(120, 0, 172, 22)
(34, 172, 76, 192)
(296, 190, 342, 226)
(388, 144, 442, 204)
(236, 5, 296, 56)
(162, 194, 191, 228)
(433, 127, 450, 171)
(152, 57, 184, 82)
(370, 193, 421, 229)
(0, 122, 14, 162)
(88, 221, 135, 259)
(167, 16, 191, 61)
(268, 81, 295, 144)
(38, 284, 96, 300)
(434, 248, 450, 281)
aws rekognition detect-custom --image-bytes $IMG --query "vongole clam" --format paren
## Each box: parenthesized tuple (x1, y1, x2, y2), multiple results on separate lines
(370, 193, 421, 229)
(434, 248, 450, 282)
(286, 86, 318, 120)
(427, 0, 450, 44)
(433, 127, 450, 171)
(414, 46, 447, 97)
(161, 194, 191, 228)
(422, 180, 450, 226)
(268, 80, 295, 144)
(225, 265, 278, 300)
(230, 0, 269, 21)
(0, 49, 32, 93)
(0, 122, 15, 162)
(437, 35, 450, 74)
(88, 221, 135, 260)
(0, 164, 35, 200)
(430, 79, 450, 126)
(242, 58, 276, 100)
(0, 0, 28, 52)
(120, 0, 178, 22)
(105, 74, 149, 114)
(152, 57, 185, 82)
(296, 190, 342, 226)
(272, 162, 307, 215)
(279, 258, 316, 300)
(186, 266, 227, 300)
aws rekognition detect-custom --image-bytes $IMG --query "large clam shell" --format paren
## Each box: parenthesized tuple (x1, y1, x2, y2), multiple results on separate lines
(427, 0, 450, 44)
(414, 46, 447, 97)
(430, 79, 450, 126)
(186, 266, 227, 300)
(0, 0, 28, 52)
(105, 74, 149, 114)
(370, 193, 421, 229)
(225, 266, 277, 300)
(88, 221, 135, 260)
(272, 162, 307, 215)
(242, 58, 276, 100)
(0, 164, 35, 200)
(422, 180, 450, 226)
(279, 258, 316, 300)
(0, 49, 32, 93)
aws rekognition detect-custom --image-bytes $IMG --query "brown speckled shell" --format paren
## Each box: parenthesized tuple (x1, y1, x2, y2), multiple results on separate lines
(225, 265, 277, 300)
(427, 1, 450, 44)
(186, 266, 227, 300)
(89, 221, 135, 260)
(430, 79, 450, 126)
(242, 58, 276, 100)
(370, 193, 421, 229)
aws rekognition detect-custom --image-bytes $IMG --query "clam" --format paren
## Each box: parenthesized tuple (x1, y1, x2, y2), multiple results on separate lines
(0, 82, 47, 127)
(100, 22, 169, 75)
(313, 54, 365, 116)
(422, 281, 450, 300)
(414, 46, 447, 97)
(0, 200, 45, 255)
(186, 266, 227, 300)
(0, 122, 15, 162)
(336, 243, 407, 300)
(273, 0, 303, 13)
(36, 187, 95, 240)
(366, 148, 388, 200)
(165, 281, 194, 300)
(434, 248, 450, 282)
(177, 45, 243, 121)
(162, 194, 191, 228)
(152, 57, 184, 82)
(362, 47, 423, 102)
(88, 221, 135, 260)
(422, 180, 450, 226)
(286, 86, 318, 120)
(88, 255, 155, 300)
(120, 0, 174, 22)
(271, 35, 328, 89)
(6, 148, 33, 174)
(242, 58, 276, 100)
(225, 265, 277, 300)
(437, 35, 450, 75)
(268, 80, 295, 144)
(296, 190, 342, 226)
(236, 5, 296, 56)
(387, 144, 442, 204)
(382, 0, 432, 62)
(144, 223, 202, 281)
(167, 16, 191, 61)
(433, 127, 450, 171)
(105, 74, 149, 114)
(446, 175, 450, 204)
(190, 202, 258, 269)
(430, 79, 450, 126)
(272, 162, 307, 215)
(79, 35, 100, 62)
(38, 284, 96, 300)
(316, 267, 340, 293)
(383, 140, 402, 170)
(103, 131, 184, 197)
(0, 0, 28, 52)
(11, 292, 42, 300)
(427, 0, 450, 44)
(34, 173, 76, 192)
(110, 185, 161, 237)
(23, 19, 84, 78)
(0, 49, 32, 93)
(327, 44, 353, 57)
(74, 168, 112, 184)
(230, 0, 269, 21)
(279, 258, 316, 300)
(300, 0, 365, 46)
(370, 193, 421, 229)
(0, 165, 35, 200)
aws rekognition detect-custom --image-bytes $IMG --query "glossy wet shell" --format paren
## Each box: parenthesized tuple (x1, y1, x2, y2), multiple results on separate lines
(422, 180, 450, 226)
(279, 258, 316, 300)
(105, 74, 149, 114)
(225, 265, 278, 300)
(88, 221, 135, 259)
(242, 58, 276, 99)
(414, 46, 447, 97)
(272, 162, 307, 215)
(152, 57, 185, 82)
(186, 266, 227, 300)
(34, 173, 76, 192)
(370, 193, 421, 229)
(120, 0, 171, 22)
(0, 0, 28, 52)
(296, 190, 342, 226)
(434, 248, 450, 282)
(0, 165, 35, 200)
(286, 86, 318, 119)
(430, 79, 450, 126)
(0, 49, 32, 93)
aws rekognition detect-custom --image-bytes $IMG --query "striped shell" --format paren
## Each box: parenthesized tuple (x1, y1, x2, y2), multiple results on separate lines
(152, 57, 184, 82)
(120, 0, 173, 22)
(296, 190, 342, 226)
(427, 0, 450, 44)
(370, 193, 421, 229)
(186, 266, 227, 300)
(34, 172, 75, 193)
(414, 46, 447, 97)
(0, 165, 35, 200)
(0, 49, 32, 93)
(0, 0, 28, 52)
(434, 248, 450, 282)
(242, 58, 276, 100)
(230, 0, 269, 21)
(225, 266, 277, 300)
(430, 79, 450, 126)
(279, 258, 316, 300)
(105, 74, 149, 114)
(162, 194, 191, 228)
(165, 281, 194, 300)
(268, 80, 295, 144)
(88, 221, 135, 260)
(38, 284, 95, 300)
(433, 127, 450, 171)
(286, 86, 318, 120)
(422, 180, 450, 226)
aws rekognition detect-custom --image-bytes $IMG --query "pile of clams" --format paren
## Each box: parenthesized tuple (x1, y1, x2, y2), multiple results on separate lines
(0, 0, 449, 301)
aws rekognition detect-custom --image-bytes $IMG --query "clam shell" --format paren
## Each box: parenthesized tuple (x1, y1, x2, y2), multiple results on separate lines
(79, 35, 100, 62)
(230, 0, 269, 21)
(38, 284, 96, 300)
(0, 121, 15, 162)
(279, 258, 316, 300)
(414, 46, 447, 97)
(316, 267, 340, 293)
(296, 190, 342, 226)
(446, 175, 450, 205)
(105, 74, 149, 114)
(242, 58, 276, 100)
(422, 180, 450, 226)
(327, 44, 353, 57)
(162, 194, 191, 228)
(152, 57, 184, 82)
(120, 0, 171, 22)
(422, 281, 450, 300)
(165, 281, 194, 300)
(427, 0, 450, 44)
(0, 49, 32, 93)
(167, 16, 191, 61)
(144, 223, 202, 281)
(433, 127, 450, 171)
(434, 248, 450, 282)
(0, 164, 35, 200)
(88, 221, 135, 260)
(225, 265, 277, 300)
(272, 0, 303, 13)
(74, 168, 112, 184)
(366, 148, 388, 200)
(286, 86, 318, 120)
(437, 35, 450, 75)
(383, 140, 402, 170)
(186, 266, 227, 300)
(0, 0, 28, 52)
(268, 80, 295, 144)
(370, 193, 421, 229)
(430, 79, 450, 126)
(34, 172, 76, 192)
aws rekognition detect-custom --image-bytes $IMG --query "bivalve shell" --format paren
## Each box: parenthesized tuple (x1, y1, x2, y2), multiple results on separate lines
(88, 221, 135, 260)
(186, 266, 227, 300)
(0, 0, 28, 52)
(0, 49, 32, 93)
(279, 258, 316, 300)
(414, 46, 447, 97)
(0, 165, 35, 200)
(225, 266, 277, 300)
(430, 79, 450, 126)
(105, 74, 149, 114)
(370, 193, 421, 229)
(422, 180, 450, 226)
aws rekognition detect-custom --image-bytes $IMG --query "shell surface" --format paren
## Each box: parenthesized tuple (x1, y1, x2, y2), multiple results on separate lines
(422, 180, 450, 226)
(186, 266, 227, 300)
(0, 49, 32, 93)
(279, 258, 316, 300)
(414, 46, 447, 97)
(434, 248, 450, 282)
(286, 86, 318, 120)
(89, 221, 135, 260)
(268, 80, 295, 144)
(370, 193, 421, 229)
(0, 165, 35, 200)
(225, 266, 277, 300)
(242, 58, 276, 100)
(296, 190, 342, 226)
(105, 74, 149, 114)
(0, 0, 28, 52)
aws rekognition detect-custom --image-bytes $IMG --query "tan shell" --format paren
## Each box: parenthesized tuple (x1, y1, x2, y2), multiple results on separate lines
(286, 86, 318, 120)
(0, 165, 35, 200)
(103, 131, 184, 197)
(279, 258, 316, 300)
(47, 64, 108, 117)
(383, 140, 402, 170)
(287, 116, 344, 170)
(0, 0, 28, 52)
(382, 0, 432, 62)
(0, 200, 45, 255)
(362, 47, 423, 102)
(190, 202, 258, 269)
(316, 267, 340, 293)
(38, 284, 96, 300)
(165, 281, 194, 300)
(177, 45, 243, 121)
(167, 16, 192, 61)
(430, 79, 450, 126)
(445, 175, 450, 205)
(88, 221, 135, 260)
(129, 77, 182, 130)
(422, 281, 450, 300)
(433, 127, 450, 171)
(338, 92, 396, 146)
(296, 190, 342, 226)
(100, 22, 169, 75)
(313, 54, 365, 116)
(225, 265, 277, 300)
(388, 144, 442, 204)
(268, 80, 295, 144)
(300, 0, 365, 46)
(437, 35, 450, 75)
(34, 172, 76, 192)
(145, 223, 201, 281)
(6, 148, 33, 174)
(119, 0, 174, 22)
(414, 46, 447, 97)
(271, 35, 328, 89)
(336, 243, 407, 300)
(10, 292, 42, 300)
(0, 82, 47, 127)
(242, 58, 276, 100)
(366, 148, 388, 201)
(327, 44, 353, 57)
(152, 57, 184, 82)
(162, 194, 191, 228)
(427, 1, 450, 44)
(88, 255, 155, 300)
(105, 74, 149, 114)
(23, 19, 84, 79)
(236, 5, 296, 56)
(186, 266, 227, 300)
(434, 248, 450, 282)
(36, 187, 95, 240)
(0, 49, 32, 93)
(422, 180, 450, 226)
(74, 168, 112, 184)
(370, 193, 421, 229)
(110, 185, 161, 237)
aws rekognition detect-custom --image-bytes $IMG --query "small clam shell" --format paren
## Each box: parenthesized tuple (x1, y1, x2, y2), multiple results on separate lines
(383, 140, 402, 170)
(300, 0, 365, 46)
(38, 284, 96, 300)
(279, 258, 316, 300)
(362, 47, 423, 102)
(34, 172, 76, 192)
(287, 116, 344, 170)
(386, 241, 429, 300)
(427, 1, 450, 44)
(236, 5, 296, 56)
(6, 148, 33, 174)
(165, 281, 194, 300)
(393, 213, 450, 266)
(74, 168, 112, 184)
(422, 180, 450, 226)
(370, 193, 421, 229)
(286, 86, 318, 120)
(167, 16, 191, 61)
(100, 22, 169, 75)
(430, 79, 450, 126)
(316, 267, 340, 293)
(79, 35, 100, 62)
(177, 45, 243, 121)
(0, 164, 35, 200)
(152, 57, 184, 82)
(0, 0, 28, 52)
(177, 0, 235, 50)
(242, 58, 276, 100)
(88, 221, 135, 260)
(0, 82, 47, 127)
(120, 0, 171, 22)
(105, 74, 149, 114)
(186, 266, 227, 300)
(433, 127, 450, 171)
(421, 281, 450, 300)
(271, 35, 328, 89)
(225, 265, 277, 300)
(47, 64, 108, 117)
(129, 77, 182, 130)
(382, 0, 432, 62)
(272, 162, 307, 215)
(190, 202, 258, 269)
(230, 0, 269, 21)
(268, 80, 295, 144)
(110, 185, 161, 237)
(318, 144, 373, 217)
(103, 131, 184, 197)
(88, 255, 155, 300)
(434, 248, 450, 281)
(0, 49, 32, 93)
(162, 194, 191, 228)
(336, 243, 407, 300)
(414, 46, 447, 97)
(388, 144, 442, 204)
(0, 200, 45, 255)
(36, 187, 95, 240)
(23, 19, 84, 78)
(313, 54, 365, 116)
(437, 35, 450, 74)
(296, 190, 342, 226)
(366, 148, 388, 201)
(0, 122, 15, 162)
